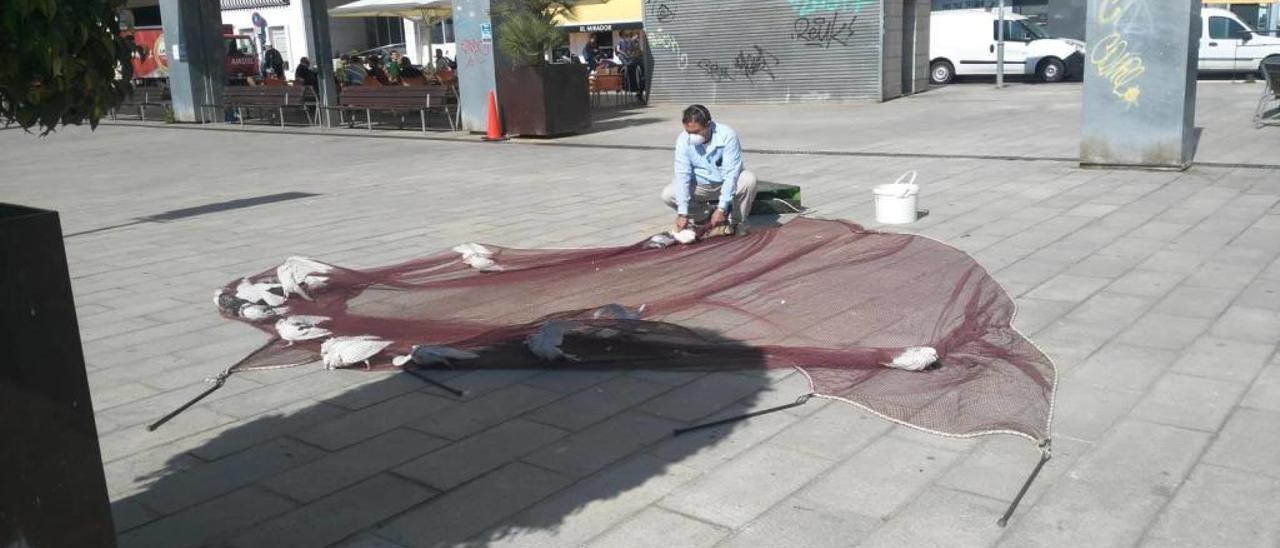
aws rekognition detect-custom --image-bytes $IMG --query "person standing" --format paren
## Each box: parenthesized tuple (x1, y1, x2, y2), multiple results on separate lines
(662, 105, 758, 236)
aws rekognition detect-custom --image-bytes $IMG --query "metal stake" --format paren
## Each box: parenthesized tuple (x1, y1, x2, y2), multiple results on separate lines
(406, 367, 467, 398)
(997, 440, 1052, 527)
(673, 394, 813, 436)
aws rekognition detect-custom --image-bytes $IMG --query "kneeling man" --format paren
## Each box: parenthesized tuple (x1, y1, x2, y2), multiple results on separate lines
(662, 104, 758, 236)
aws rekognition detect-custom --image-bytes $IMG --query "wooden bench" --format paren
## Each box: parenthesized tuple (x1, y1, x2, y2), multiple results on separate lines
(1256, 60, 1280, 128)
(112, 86, 170, 121)
(324, 86, 456, 132)
(203, 86, 317, 128)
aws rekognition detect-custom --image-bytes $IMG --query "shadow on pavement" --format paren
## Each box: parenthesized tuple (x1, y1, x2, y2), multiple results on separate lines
(112, 332, 780, 548)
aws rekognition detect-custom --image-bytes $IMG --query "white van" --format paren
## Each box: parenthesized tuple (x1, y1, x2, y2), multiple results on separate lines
(929, 10, 1085, 85)
(1200, 8, 1280, 74)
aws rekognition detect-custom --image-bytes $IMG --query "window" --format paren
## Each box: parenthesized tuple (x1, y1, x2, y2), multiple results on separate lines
(994, 20, 1047, 41)
(268, 26, 290, 69)
(429, 18, 454, 44)
(1209, 16, 1249, 40)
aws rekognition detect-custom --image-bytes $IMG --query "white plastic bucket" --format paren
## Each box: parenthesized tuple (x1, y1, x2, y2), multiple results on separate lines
(873, 170, 920, 225)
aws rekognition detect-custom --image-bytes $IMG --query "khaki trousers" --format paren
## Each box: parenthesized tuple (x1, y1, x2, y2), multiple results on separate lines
(661, 170, 758, 225)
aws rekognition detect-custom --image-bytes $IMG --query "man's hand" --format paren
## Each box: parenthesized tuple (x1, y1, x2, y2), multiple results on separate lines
(675, 215, 689, 232)
(708, 208, 728, 230)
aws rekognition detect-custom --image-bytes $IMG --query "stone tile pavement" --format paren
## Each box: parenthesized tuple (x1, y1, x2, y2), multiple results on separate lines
(1, 81, 1278, 547)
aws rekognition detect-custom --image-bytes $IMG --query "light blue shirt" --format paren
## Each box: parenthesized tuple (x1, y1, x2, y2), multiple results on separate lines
(672, 122, 744, 215)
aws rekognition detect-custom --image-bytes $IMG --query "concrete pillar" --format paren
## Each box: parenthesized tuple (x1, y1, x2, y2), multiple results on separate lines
(1080, 0, 1201, 169)
(300, 0, 338, 125)
(159, 0, 224, 122)
(453, 0, 498, 132)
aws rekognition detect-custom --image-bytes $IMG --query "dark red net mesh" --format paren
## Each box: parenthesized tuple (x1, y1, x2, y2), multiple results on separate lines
(218, 218, 1055, 441)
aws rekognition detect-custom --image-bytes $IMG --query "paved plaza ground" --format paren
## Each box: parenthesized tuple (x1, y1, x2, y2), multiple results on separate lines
(3, 80, 1279, 547)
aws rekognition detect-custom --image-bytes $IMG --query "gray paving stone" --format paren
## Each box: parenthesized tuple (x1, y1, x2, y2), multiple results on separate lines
(523, 411, 683, 478)
(1114, 313, 1211, 351)
(97, 375, 261, 431)
(1130, 373, 1248, 432)
(117, 487, 295, 548)
(1065, 253, 1143, 279)
(522, 369, 623, 393)
(1151, 285, 1239, 319)
(646, 398, 800, 472)
(183, 399, 350, 462)
(1049, 378, 1141, 442)
(1202, 408, 1280, 480)
(1107, 269, 1186, 298)
(294, 391, 455, 451)
(860, 487, 1007, 548)
(528, 376, 672, 431)
(1169, 335, 1275, 383)
(938, 436, 1086, 505)
(333, 533, 409, 548)
(91, 382, 161, 412)
(1241, 365, 1280, 412)
(395, 419, 567, 491)
(482, 455, 701, 548)
(1011, 298, 1077, 335)
(134, 438, 326, 514)
(111, 499, 160, 534)
(659, 443, 832, 528)
(224, 474, 436, 548)
(636, 372, 770, 422)
(1237, 277, 1280, 311)
(205, 369, 373, 420)
(407, 383, 563, 441)
(1183, 263, 1263, 290)
(1024, 274, 1111, 303)
(1209, 306, 1280, 345)
(376, 462, 572, 548)
(587, 507, 728, 548)
(103, 436, 205, 499)
(98, 406, 239, 463)
(769, 399, 893, 461)
(799, 436, 962, 520)
(997, 420, 1210, 547)
(1067, 342, 1178, 392)
(321, 372, 445, 411)
(1141, 464, 1280, 548)
(717, 496, 879, 548)
(264, 428, 448, 502)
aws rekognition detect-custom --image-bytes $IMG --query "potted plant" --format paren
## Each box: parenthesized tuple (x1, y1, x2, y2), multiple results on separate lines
(493, 0, 591, 137)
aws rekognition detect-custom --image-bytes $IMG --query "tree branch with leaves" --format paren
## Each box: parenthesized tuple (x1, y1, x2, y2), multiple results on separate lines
(0, 0, 134, 135)
(492, 0, 581, 66)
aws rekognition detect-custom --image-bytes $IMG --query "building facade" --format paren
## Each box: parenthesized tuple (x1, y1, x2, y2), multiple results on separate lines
(644, 0, 931, 104)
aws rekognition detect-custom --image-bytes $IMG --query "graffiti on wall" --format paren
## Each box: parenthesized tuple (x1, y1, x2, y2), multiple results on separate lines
(734, 45, 780, 82)
(1089, 0, 1146, 106)
(787, 0, 871, 16)
(697, 59, 735, 82)
(792, 12, 858, 48)
(460, 38, 492, 68)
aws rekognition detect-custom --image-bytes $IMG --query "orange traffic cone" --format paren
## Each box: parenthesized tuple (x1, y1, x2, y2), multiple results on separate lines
(482, 90, 507, 141)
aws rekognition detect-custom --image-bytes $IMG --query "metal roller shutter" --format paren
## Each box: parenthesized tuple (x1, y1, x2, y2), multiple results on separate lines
(643, 0, 883, 104)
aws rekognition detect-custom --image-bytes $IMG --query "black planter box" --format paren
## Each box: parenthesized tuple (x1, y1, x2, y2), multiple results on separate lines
(496, 63, 591, 137)
(1, 204, 116, 548)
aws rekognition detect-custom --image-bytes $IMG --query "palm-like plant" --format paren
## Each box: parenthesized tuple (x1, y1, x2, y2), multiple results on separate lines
(493, 0, 581, 66)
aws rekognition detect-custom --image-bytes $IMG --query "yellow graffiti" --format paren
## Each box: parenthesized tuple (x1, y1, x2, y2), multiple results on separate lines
(1090, 0, 1147, 110)
(1096, 0, 1135, 25)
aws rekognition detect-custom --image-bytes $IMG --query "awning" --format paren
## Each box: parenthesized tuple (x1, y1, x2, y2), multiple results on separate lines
(561, 21, 644, 33)
(553, 0, 643, 31)
(329, 0, 451, 20)
(220, 0, 290, 10)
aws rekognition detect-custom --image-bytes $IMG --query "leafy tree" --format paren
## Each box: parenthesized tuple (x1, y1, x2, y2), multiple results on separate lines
(493, 0, 580, 66)
(0, 0, 133, 135)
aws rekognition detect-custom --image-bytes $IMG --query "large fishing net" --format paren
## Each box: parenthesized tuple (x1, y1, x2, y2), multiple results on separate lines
(208, 218, 1055, 442)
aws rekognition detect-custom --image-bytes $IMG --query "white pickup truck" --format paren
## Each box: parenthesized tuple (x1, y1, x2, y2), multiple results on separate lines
(1200, 8, 1280, 75)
